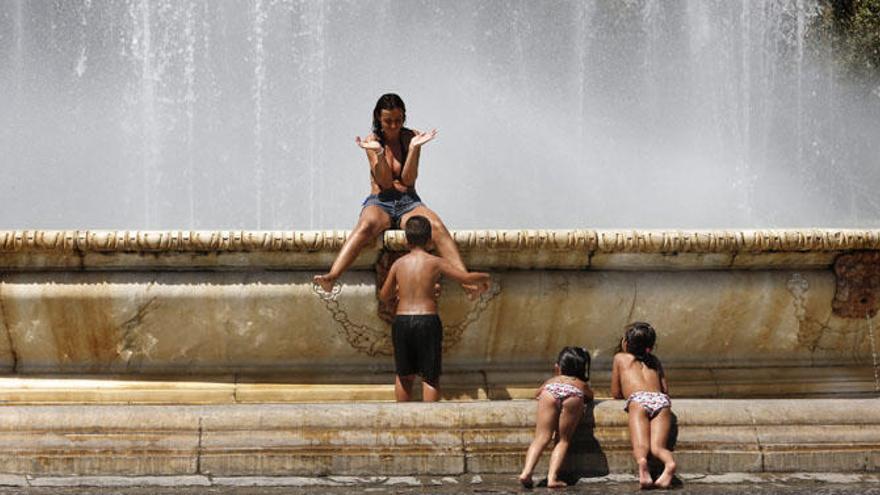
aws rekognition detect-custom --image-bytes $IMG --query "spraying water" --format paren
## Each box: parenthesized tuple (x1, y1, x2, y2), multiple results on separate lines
(252, 0, 267, 229)
(0, 1, 878, 230)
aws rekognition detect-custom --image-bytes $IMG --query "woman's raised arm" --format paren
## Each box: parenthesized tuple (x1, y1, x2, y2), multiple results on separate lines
(356, 135, 393, 189)
(399, 129, 437, 187)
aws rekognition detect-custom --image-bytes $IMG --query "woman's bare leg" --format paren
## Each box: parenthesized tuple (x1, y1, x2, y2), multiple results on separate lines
(519, 393, 558, 488)
(547, 397, 584, 488)
(400, 206, 465, 267)
(400, 206, 478, 296)
(628, 404, 653, 489)
(649, 408, 676, 488)
(314, 206, 390, 292)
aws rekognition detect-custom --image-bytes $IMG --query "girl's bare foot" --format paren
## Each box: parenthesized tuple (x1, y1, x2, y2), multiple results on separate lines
(313, 273, 337, 293)
(547, 479, 568, 489)
(655, 461, 676, 489)
(637, 458, 653, 489)
(517, 474, 533, 489)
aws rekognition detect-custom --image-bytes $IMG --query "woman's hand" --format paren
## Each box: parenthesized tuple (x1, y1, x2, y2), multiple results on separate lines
(409, 129, 438, 149)
(355, 136, 383, 152)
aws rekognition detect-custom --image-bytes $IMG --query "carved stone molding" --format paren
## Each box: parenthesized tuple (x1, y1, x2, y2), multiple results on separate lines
(387, 229, 880, 254)
(594, 230, 743, 253)
(0, 230, 352, 253)
(2, 230, 879, 272)
(593, 229, 880, 254)
(384, 229, 596, 251)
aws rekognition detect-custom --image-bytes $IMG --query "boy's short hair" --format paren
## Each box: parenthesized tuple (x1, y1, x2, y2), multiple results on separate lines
(405, 215, 432, 246)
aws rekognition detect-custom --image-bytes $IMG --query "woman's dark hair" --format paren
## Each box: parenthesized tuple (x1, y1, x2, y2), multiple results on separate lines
(624, 321, 659, 370)
(372, 93, 407, 146)
(557, 346, 590, 381)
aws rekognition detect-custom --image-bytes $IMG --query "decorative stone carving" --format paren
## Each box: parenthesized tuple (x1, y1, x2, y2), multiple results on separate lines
(595, 230, 742, 253)
(832, 252, 880, 318)
(0, 230, 352, 253)
(375, 250, 406, 323)
(312, 269, 502, 357)
(2, 229, 879, 255)
(2, 229, 880, 272)
(311, 284, 394, 357)
(384, 229, 595, 252)
(0, 230, 78, 251)
(742, 229, 880, 252)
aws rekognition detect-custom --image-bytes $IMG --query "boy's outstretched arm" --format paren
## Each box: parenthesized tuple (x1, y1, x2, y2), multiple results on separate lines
(379, 263, 398, 303)
(437, 259, 490, 292)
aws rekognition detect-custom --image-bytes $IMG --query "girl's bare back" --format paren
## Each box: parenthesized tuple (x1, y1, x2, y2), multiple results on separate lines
(613, 353, 666, 399)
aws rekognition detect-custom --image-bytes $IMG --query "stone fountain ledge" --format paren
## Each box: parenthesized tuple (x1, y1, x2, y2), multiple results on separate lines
(1, 228, 879, 270)
(0, 399, 875, 477)
(0, 227, 877, 400)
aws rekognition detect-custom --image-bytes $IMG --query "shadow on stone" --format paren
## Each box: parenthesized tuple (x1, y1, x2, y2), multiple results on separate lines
(648, 410, 682, 488)
(488, 387, 513, 400)
(560, 401, 610, 482)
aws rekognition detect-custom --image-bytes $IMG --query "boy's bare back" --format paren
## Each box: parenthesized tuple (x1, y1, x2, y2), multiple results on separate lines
(380, 247, 490, 315)
(392, 250, 444, 314)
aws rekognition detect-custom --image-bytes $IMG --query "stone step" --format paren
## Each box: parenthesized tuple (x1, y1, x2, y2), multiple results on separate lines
(0, 399, 876, 476)
(3, 473, 880, 489)
(0, 367, 874, 404)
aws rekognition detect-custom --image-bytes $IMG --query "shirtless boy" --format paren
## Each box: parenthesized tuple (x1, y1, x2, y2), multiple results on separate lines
(379, 215, 491, 401)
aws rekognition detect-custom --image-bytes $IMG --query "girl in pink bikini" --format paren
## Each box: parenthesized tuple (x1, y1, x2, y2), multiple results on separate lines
(519, 347, 593, 489)
(611, 321, 676, 489)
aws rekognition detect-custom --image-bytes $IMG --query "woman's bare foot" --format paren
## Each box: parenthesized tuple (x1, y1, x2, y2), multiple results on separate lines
(313, 273, 337, 293)
(517, 474, 533, 489)
(547, 479, 568, 489)
(637, 458, 653, 489)
(654, 461, 676, 489)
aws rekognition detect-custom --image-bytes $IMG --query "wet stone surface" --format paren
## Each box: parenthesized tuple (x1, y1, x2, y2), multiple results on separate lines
(1, 485, 880, 494)
(1, 475, 880, 494)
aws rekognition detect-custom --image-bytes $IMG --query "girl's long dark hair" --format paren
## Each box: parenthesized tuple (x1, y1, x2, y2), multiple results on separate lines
(557, 346, 591, 381)
(623, 321, 660, 371)
(372, 93, 407, 146)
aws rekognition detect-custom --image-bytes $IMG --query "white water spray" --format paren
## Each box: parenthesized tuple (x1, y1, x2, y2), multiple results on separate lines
(0, 1, 877, 230)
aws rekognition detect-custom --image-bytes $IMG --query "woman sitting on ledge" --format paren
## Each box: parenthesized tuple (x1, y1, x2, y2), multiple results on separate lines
(315, 93, 473, 294)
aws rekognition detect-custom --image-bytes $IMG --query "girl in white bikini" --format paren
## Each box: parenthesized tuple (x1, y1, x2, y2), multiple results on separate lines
(612, 321, 676, 489)
(519, 346, 594, 489)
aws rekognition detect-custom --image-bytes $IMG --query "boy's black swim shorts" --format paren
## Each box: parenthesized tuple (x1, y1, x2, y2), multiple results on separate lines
(391, 314, 442, 384)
